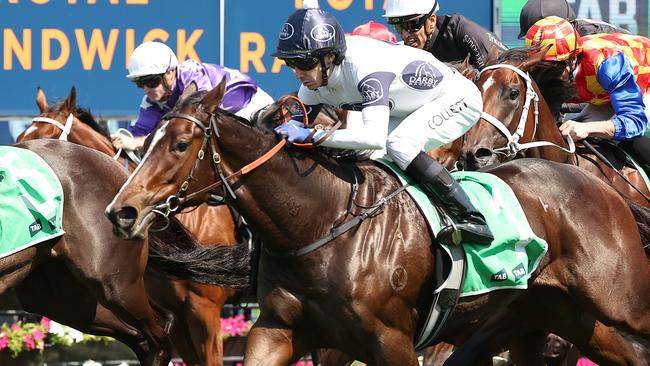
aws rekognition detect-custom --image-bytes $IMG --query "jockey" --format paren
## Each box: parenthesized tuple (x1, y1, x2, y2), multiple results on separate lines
(383, 0, 507, 69)
(111, 41, 274, 152)
(519, 0, 630, 38)
(525, 16, 650, 167)
(271, 0, 493, 245)
(351, 21, 397, 43)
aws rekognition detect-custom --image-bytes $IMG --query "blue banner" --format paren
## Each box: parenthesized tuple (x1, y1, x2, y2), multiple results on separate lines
(1, 0, 493, 118)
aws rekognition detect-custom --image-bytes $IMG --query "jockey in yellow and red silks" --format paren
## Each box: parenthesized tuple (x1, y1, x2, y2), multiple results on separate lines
(526, 16, 650, 142)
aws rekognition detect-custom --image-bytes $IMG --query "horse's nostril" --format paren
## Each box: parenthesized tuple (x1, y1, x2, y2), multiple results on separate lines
(474, 147, 494, 160)
(113, 206, 138, 230)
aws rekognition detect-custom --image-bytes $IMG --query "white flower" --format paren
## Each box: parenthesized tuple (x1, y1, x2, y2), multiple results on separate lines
(48, 320, 67, 336)
(82, 360, 102, 366)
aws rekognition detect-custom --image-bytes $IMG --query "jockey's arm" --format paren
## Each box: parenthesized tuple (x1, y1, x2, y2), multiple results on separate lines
(597, 52, 647, 140)
(309, 71, 395, 149)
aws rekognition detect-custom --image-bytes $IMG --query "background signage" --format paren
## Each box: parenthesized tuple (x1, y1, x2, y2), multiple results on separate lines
(1, 0, 493, 117)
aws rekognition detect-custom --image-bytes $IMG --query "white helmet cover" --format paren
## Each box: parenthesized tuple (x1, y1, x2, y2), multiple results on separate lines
(383, 0, 439, 18)
(126, 41, 179, 79)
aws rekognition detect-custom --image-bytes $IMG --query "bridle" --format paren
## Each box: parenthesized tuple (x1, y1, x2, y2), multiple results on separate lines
(149, 106, 286, 230)
(478, 63, 575, 159)
(32, 113, 74, 141)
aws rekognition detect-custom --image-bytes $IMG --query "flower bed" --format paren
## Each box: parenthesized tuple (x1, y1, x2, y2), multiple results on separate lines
(0, 317, 117, 360)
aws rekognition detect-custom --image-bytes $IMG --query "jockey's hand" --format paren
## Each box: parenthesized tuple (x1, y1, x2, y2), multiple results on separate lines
(274, 123, 311, 143)
(111, 133, 141, 151)
(559, 120, 591, 141)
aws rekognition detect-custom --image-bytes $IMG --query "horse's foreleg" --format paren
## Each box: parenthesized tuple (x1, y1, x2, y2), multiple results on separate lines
(369, 325, 419, 366)
(185, 288, 224, 366)
(244, 317, 296, 366)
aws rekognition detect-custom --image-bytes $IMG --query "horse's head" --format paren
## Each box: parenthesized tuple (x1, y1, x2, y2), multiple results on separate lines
(460, 47, 551, 170)
(106, 80, 238, 239)
(18, 87, 112, 149)
(18, 87, 80, 142)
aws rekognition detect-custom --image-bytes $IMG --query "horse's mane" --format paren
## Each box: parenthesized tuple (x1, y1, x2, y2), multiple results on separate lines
(498, 47, 576, 119)
(51, 101, 110, 139)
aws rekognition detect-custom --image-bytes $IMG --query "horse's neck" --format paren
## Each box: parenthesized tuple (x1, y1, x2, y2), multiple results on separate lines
(526, 90, 573, 164)
(70, 124, 117, 158)
(217, 120, 362, 253)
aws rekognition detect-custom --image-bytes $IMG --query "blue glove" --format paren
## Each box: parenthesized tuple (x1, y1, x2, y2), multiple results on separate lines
(274, 123, 312, 143)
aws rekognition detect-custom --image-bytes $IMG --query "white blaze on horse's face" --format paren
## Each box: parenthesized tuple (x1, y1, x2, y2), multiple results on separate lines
(481, 75, 496, 93)
(116, 119, 171, 197)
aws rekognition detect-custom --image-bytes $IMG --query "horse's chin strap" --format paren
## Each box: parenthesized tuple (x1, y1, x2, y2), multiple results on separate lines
(32, 113, 74, 141)
(478, 64, 575, 157)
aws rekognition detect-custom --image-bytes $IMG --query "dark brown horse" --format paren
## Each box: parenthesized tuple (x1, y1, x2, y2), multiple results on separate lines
(2, 139, 173, 365)
(16, 87, 239, 366)
(105, 81, 650, 365)
(459, 47, 650, 207)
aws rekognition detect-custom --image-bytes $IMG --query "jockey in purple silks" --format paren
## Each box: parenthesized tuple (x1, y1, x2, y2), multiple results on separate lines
(111, 41, 273, 151)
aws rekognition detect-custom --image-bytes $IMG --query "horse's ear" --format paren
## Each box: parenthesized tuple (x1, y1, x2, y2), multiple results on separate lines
(63, 86, 77, 112)
(486, 46, 500, 66)
(200, 77, 226, 114)
(36, 87, 48, 113)
(520, 44, 552, 72)
(180, 81, 198, 103)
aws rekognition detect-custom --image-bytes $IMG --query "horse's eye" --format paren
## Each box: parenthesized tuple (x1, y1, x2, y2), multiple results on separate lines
(509, 89, 520, 100)
(176, 141, 190, 152)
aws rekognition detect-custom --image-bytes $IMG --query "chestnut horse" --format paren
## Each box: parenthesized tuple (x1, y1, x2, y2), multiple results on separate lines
(2, 139, 173, 365)
(105, 81, 650, 365)
(16, 87, 238, 366)
(459, 47, 650, 207)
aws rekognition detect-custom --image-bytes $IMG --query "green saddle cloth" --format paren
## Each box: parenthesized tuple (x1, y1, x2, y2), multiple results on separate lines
(0, 146, 65, 258)
(377, 160, 548, 296)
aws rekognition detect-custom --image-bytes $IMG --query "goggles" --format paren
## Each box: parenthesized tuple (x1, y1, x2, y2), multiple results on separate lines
(283, 57, 320, 71)
(389, 15, 429, 34)
(388, 1, 437, 34)
(133, 74, 164, 89)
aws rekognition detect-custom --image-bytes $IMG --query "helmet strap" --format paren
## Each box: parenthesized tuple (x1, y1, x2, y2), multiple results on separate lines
(319, 57, 329, 87)
(162, 69, 176, 99)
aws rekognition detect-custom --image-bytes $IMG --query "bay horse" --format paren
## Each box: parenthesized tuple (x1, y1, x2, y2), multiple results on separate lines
(16, 86, 239, 366)
(459, 47, 650, 207)
(105, 81, 650, 365)
(1, 139, 174, 365)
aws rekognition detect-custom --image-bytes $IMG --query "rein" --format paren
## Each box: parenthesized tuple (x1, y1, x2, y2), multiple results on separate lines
(112, 128, 142, 166)
(149, 109, 286, 230)
(478, 64, 576, 157)
(32, 113, 74, 141)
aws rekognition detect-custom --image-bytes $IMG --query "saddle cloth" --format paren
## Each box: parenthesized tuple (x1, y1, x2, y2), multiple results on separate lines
(0, 146, 65, 258)
(378, 160, 548, 296)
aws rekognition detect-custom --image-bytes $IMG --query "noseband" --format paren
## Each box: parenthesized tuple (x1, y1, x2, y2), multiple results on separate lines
(478, 64, 575, 158)
(32, 113, 74, 141)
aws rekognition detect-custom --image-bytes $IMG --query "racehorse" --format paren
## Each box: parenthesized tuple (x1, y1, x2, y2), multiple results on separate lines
(16, 86, 239, 366)
(106, 81, 650, 366)
(1, 139, 174, 366)
(459, 47, 650, 207)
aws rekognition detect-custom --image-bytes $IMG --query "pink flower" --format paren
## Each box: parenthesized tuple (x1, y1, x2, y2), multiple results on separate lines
(576, 358, 598, 366)
(24, 334, 35, 350)
(33, 329, 45, 341)
(40, 317, 51, 331)
(0, 333, 8, 350)
(11, 323, 20, 331)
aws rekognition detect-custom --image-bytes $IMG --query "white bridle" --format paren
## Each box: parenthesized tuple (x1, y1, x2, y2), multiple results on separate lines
(478, 63, 575, 158)
(31, 113, 74, 141)
(30, 113, 141, 166)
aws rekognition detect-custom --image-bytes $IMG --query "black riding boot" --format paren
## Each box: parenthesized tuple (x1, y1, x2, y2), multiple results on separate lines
(406, 151, 494, 245)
